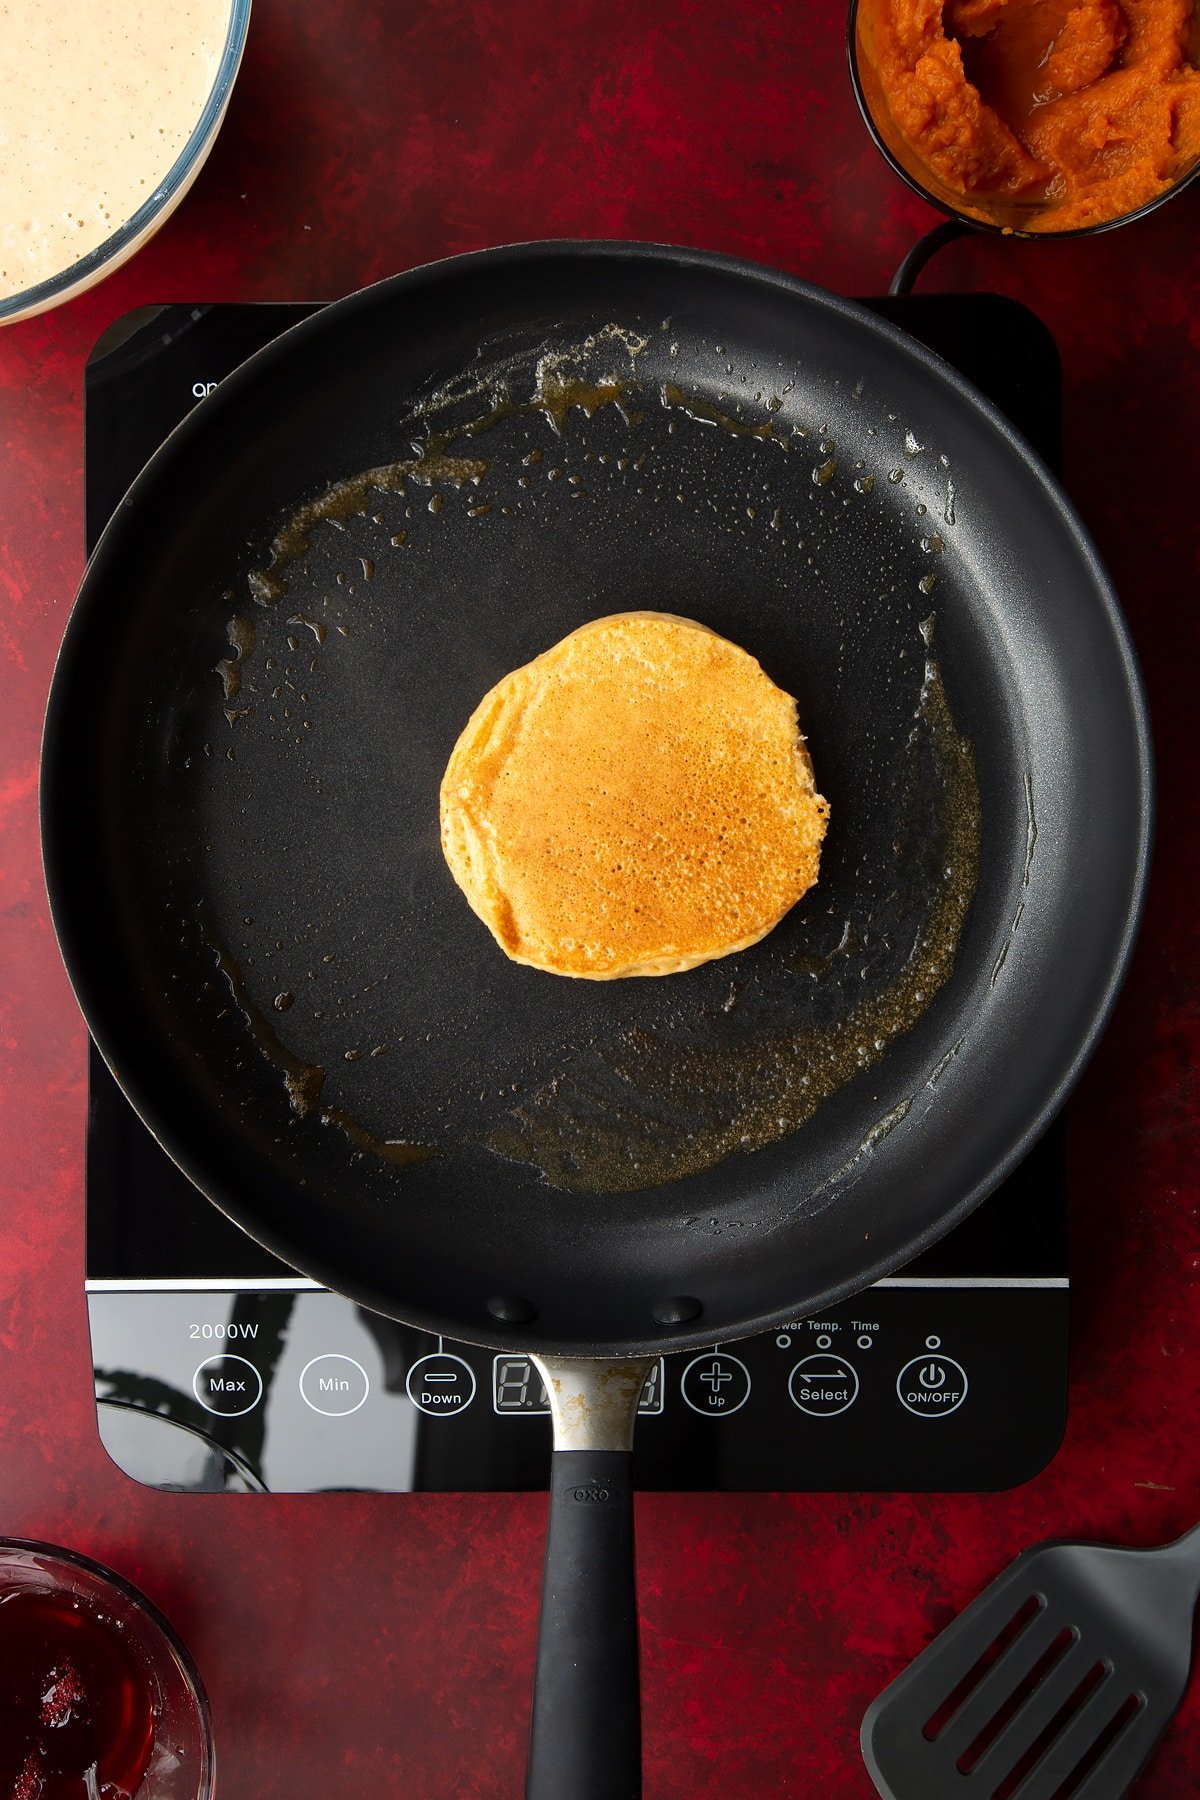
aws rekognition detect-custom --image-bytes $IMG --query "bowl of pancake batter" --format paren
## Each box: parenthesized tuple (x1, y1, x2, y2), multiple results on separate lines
(0, 0, 250, 324)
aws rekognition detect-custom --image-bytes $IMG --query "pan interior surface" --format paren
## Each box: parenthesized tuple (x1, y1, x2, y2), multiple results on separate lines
(43, 246, 1150, 1351)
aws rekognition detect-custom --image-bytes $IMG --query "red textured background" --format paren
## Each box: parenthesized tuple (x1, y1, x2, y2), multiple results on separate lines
(2, 2, 1199, 1794)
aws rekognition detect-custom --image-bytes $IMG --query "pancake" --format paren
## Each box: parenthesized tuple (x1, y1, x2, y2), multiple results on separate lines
(438, 611, 829, 979)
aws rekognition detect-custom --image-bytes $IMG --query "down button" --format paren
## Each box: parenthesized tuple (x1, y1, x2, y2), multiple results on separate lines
(405, 1353, 477, 1417)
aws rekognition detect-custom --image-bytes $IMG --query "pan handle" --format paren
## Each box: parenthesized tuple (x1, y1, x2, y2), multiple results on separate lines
(526, 1355, 655, 1800)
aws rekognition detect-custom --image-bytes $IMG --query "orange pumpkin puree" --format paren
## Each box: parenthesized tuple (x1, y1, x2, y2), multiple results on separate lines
(857, 0, 1200, 231)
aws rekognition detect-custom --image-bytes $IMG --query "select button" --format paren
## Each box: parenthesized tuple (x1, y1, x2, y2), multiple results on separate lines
(192, 1353, 263, 1417)
(788, 1353, 859, 1418)
(299, 1354, 370, 1417)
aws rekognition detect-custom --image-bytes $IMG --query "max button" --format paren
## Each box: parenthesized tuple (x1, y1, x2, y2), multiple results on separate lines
(299, 1354, 370, 1417)
(406, 1353, 477, 1417)
(897, 1354, 968, 1417)
(192, 1354, 263, 1417)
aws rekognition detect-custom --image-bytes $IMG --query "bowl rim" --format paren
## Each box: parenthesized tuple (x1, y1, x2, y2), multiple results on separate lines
(0, 0, 252, 324)
(845, 0, 1200, 241)
(0, 1535, 215, 1794)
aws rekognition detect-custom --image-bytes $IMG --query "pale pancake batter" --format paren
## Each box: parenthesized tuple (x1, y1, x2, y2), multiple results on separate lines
(0, 1, 231, 300)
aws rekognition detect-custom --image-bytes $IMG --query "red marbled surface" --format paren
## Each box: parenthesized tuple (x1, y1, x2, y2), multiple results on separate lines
(1, 2, 1199, 1794)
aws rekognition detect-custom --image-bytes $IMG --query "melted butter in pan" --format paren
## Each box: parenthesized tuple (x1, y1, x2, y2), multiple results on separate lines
(215, 614, 256, 701)
(659, 383, 787, 447)
(210, 334, 981, 1191)
(246, 351, 646, 606)
(201, 917, 436, 1167)
(485, 655, 981, 1193)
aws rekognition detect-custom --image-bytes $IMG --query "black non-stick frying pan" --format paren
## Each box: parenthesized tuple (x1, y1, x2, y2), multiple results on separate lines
(42, 244, 1150, 1798)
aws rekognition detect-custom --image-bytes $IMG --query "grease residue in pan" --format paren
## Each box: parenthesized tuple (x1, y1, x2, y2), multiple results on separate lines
(171, 320, 981, 1195)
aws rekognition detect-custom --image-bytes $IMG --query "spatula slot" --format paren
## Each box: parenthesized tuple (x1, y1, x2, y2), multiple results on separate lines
(992, 1660, 1109, 1798)
(922, 1595, 1044, 1742)
(956, 1627, 1077, 1774)
(1046, 1691, 1143, 1800)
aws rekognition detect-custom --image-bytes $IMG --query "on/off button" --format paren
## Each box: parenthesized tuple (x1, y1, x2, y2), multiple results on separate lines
(897, 1354, 968, 1417)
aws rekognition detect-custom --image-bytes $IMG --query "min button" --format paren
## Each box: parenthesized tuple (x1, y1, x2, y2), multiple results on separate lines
(299, 1354, 370, 1417)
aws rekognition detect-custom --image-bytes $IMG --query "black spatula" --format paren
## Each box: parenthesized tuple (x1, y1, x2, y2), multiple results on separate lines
(862, 1526, 1200, 1799)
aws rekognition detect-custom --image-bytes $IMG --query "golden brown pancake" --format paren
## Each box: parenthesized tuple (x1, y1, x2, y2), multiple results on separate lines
(439, 612, 829, 978)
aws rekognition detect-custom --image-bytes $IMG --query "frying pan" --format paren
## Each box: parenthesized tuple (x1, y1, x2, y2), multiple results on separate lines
(41, 243, 1151, 1798)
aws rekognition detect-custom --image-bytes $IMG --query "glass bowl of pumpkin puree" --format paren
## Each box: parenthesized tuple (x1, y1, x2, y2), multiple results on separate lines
(849, 0, 1200, 235)
(0, 0, 251, 325)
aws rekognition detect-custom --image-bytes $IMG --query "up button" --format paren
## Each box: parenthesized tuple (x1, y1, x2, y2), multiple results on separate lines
(681, 1353, 752, 1416)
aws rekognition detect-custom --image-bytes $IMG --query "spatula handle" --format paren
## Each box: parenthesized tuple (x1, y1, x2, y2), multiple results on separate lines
(1158, 1519, 1200, 1595)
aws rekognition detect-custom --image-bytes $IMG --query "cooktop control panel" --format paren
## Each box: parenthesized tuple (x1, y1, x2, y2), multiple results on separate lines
(89, 1273, 1067, 1493)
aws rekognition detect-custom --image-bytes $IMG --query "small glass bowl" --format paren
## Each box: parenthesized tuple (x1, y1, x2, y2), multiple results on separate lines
(847, 0, 1200, 239)
(0, 1538, 214, 1797)
(0, 0, 252, 326)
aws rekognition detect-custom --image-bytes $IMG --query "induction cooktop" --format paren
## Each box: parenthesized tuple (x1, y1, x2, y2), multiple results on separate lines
(83, 295, 1069, 1495)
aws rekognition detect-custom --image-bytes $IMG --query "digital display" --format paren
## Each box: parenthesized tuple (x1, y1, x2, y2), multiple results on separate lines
(493, 1356, 547, 1412)
(639, 1360, 662, 1413)
(492, 1357, 664, 1415)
